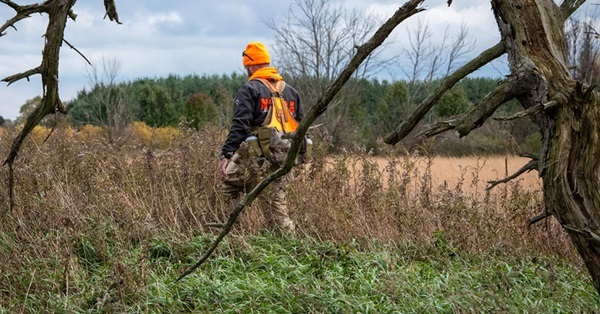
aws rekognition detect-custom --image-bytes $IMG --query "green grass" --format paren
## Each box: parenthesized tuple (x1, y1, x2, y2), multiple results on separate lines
(1, 125, 598, 313)
(3, 233, 597, 313)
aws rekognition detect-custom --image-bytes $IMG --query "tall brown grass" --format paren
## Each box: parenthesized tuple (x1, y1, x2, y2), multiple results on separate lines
(0, 124, 575, 307)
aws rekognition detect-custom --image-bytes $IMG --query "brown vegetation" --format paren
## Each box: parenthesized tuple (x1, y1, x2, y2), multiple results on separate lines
(0, 124, 577, 304)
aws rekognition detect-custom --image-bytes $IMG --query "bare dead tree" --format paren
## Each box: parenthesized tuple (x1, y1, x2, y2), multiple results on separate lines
(397, 18, 475, 123)
(84, 56, 130, 142)
(1, 0, 121, 211)
(402, 19, 435, 84)
(265, 0, 393, 149)
(445, 23, 476, 77)
(565, 5, 600, 85)
(386, 0, 600, 295)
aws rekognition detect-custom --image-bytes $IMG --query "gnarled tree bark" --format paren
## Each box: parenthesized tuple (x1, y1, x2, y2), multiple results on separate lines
(494, 0, 600, 294)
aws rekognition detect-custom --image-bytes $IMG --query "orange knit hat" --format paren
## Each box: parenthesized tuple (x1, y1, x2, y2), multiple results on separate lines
(242, 42, 271, 66)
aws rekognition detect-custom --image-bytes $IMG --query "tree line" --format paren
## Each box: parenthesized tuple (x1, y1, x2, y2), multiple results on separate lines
(44, 73, 535, 156)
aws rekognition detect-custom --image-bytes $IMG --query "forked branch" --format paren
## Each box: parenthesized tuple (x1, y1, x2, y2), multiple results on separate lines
(384, 42, 505, 145)
(416, 75, 525, 138)
(175, 0, 427, 282)
(0, 1, 47, 36)
(2, 0, 124, 212)
(384, 1, 585, 146)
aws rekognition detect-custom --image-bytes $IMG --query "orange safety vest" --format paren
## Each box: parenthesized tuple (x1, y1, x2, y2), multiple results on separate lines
(253, 78, 299, 134)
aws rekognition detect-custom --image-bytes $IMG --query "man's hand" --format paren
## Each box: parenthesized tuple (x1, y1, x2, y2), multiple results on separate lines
(219, 158, 229, 181)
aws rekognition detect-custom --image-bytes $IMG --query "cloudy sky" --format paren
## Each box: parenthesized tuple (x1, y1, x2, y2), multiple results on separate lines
(0, 0, 593, 120)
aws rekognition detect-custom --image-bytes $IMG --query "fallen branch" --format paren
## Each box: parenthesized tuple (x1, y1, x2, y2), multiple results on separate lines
(175, 0, 427, 282)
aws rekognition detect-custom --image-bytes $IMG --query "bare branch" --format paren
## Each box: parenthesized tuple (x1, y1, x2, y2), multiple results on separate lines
(62, 39, 91, 65)
(0, 0, 23, 11)
(494, 100, 559, 121)
(4, 0, 75, 167)
(176, 0, 427, 282)
(417, 75, 529, 139)
(2, 66, 42, 85)
(487, 158, 538, 190)
(385, 1, 587, 146)
(0, 1, 47, 36)
(384, 42, 505, 145)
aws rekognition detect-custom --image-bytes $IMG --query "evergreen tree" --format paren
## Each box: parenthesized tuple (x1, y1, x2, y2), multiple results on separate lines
(184, 92, 217, 130)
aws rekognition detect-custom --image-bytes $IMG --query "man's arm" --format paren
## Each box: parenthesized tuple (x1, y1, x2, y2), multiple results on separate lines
(220, 84, 255, 158)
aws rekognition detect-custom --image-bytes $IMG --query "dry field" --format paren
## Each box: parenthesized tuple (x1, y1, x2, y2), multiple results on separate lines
(325, 154, 542, 197)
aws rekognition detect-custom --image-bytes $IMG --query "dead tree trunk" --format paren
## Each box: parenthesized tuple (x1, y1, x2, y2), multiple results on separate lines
(1, 0, 121, 211)
(493, 0, 600, 293)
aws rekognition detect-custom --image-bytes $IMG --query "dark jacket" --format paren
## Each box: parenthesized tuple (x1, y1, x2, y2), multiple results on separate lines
(220, 78, 303, 158)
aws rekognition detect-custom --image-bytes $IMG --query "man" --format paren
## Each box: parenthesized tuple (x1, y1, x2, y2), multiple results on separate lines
(218, 41, 304, 233)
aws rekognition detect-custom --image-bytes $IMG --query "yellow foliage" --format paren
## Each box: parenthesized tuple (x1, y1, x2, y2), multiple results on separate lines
(61, 126, 76, 138)
(31, 125, 52, 144)
(129, 121, 153, 143)
(0, 127, 5, 140)
(128, 122, 180, 149)
(153, 126, 180, 149)
(78, 125, 104, 141)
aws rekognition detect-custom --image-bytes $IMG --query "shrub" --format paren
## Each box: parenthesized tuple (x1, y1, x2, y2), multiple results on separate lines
(77, 124, 104, 141)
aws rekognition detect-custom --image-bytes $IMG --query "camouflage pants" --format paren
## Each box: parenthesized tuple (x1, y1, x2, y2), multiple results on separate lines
(220, 150, 295, 233)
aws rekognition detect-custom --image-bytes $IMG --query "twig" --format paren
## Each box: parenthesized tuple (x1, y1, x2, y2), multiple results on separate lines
(63, 38, 91, 65)
(43, 127, 55, 143)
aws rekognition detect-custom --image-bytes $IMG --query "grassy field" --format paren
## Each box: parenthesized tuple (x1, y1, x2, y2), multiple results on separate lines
(0, 125, 598, 312)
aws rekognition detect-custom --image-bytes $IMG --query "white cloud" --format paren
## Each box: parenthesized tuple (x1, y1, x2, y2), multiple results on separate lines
(147, 12, 183, 27)
(0, 0, 594, 120)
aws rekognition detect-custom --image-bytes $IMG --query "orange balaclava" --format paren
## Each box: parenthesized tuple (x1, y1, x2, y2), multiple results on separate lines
(242, 42, 271, 66)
